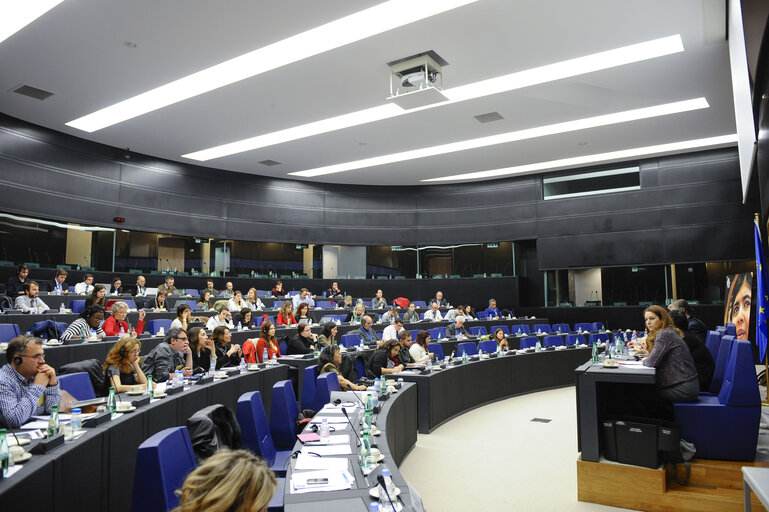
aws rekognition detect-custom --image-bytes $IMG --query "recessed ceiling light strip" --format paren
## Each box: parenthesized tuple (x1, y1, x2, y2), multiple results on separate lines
(0, 1, 64, 44)
(183, 35, 684, 161)
(288, 97, 710, 177)
(421, 134, 738, 182)
(65, 0, 479, 132)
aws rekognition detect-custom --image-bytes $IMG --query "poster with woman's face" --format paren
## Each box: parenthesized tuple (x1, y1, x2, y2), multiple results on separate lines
(724, 272, 753, 340)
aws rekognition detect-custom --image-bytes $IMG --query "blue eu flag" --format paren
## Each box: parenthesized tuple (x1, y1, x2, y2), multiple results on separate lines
(754, 216, 768, 362)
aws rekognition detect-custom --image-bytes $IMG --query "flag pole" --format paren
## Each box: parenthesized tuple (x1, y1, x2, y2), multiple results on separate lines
(756, 212, 769, 406)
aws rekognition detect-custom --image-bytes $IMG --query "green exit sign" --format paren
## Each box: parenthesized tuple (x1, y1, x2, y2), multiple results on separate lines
(296, 244, 309, 250)
(391, 246, 404, 251)
(486, 243, 499, 249)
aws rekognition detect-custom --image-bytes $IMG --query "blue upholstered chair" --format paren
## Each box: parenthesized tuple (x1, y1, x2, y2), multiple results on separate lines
(542, 335, 563, 348)
(468, 326, 487, 337)
(456, 341, 477, 357)
(588, 333, 609, 344)
(552, 323, 571, 334)
(592, 322, 605, 331)
(70, 299, 86, 314)
(511, 325, 530, 335)
(478, 340, 497, 353)
(0, 323, 20, 342)
(147, 319, 172, 336)
(519, 336, 538, 349)
(131, 427, 196, 512)
(269, 380, 300, 450)
(237, 391, 291, 476)
(574, 322, 593, 332)
(427, 343, 444, 359)
(707, 335, 735, 395)
(491, 325, 510, 336)
(340, 333, 359, 348)
(565, 334, 586, 346)
(673, 340, 761, 461)
(58, 372, 96, 400)
(300, 365, 319, 410)
(533, 324, 551, 333)
(704, 330, 721, 361)
(724, 323, 737, 337)
(315, 372, 341, 408)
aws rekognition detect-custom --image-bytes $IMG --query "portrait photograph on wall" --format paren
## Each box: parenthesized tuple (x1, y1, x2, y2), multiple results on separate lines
(724, 272, 753, 342)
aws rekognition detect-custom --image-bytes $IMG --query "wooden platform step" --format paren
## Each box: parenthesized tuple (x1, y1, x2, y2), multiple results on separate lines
(578, 456, 769, 512)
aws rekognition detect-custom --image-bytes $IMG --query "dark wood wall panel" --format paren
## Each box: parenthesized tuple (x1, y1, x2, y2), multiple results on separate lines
(0, 113, 757, 269)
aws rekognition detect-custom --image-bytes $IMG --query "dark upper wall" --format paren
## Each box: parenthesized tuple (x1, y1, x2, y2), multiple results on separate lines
(0, 113, 757, 269)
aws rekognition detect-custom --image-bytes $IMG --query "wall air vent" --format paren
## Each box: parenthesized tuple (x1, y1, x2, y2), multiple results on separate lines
(474, 112, 504, 124)
(12, 84, 54, 101)
(258, 159, 282, 166)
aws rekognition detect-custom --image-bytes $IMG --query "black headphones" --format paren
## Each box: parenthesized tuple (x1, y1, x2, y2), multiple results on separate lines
(119, 345, 126, 359)
(12, 335, 33, 366)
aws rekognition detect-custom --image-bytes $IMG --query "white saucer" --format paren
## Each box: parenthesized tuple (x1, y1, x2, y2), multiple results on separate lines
(46, 341, 62, 346)
(370, 428, 381, 436)
(369, 486, 401, 499)
(116, 406, 137, 413)
(376, 453, 385, 462)
(127, 391, 144, 396)
(13, 452, 32, 463)
(152, 393, 167, 398)
(247, 365, 260, 371)
(8, 437, 30, 446)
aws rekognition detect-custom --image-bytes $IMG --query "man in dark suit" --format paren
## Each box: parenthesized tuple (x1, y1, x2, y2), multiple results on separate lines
(668, 299, 708, 343)
(48, 268, 69, 294)
(446, 316, 471, 338)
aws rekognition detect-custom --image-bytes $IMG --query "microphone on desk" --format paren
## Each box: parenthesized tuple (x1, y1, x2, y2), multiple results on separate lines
(376, 474, 397, 511)
(341, 407, 361, 447)
(0, 406, 23, 448)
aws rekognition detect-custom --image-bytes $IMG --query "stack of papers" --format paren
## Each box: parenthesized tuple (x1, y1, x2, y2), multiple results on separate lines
(293, 453, 350, 471)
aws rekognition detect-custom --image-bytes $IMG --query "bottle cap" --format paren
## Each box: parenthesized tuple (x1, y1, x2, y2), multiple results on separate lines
(382, 468, 390, 477)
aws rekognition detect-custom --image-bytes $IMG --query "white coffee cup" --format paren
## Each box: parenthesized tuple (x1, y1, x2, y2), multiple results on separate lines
(370, 448, 381, 459)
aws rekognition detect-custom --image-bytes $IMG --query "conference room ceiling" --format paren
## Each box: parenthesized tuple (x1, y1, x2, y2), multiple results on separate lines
(0, 0, 736, 186)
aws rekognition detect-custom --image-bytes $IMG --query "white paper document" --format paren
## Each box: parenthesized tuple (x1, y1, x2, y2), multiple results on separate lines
(320, 403, 358, 414)
(293, 453, 350, 471)
(301, 444, 352, 456)
(305, 434, 351, 445)
(310, 415, 350, 425)
(290, 468, 355, 493)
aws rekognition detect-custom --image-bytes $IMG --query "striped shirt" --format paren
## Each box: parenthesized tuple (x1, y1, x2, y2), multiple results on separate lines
(0, 364, 61, 428)
(60, 318, 105, 341)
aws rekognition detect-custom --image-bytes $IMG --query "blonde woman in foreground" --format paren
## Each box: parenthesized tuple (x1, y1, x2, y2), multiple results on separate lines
(173, 449, 276, 512)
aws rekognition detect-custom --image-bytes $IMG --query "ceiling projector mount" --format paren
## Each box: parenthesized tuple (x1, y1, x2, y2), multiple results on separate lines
(386, 50, 448, 109)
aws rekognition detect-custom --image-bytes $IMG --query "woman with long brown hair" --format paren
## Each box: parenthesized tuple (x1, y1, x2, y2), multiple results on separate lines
(247, 320, 280, 363)
(103, 337, 147, 393)
(276, 300, 296, 326)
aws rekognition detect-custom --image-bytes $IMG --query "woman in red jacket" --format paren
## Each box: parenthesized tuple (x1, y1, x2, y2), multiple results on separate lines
(276, 300, 296, 326)
(102, 301, 146, 336)
(243, 321, 281, 363)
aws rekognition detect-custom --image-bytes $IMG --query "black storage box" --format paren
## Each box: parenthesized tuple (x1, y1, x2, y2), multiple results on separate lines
(600, 419, 618, 462)
(614, 420, 661, 469)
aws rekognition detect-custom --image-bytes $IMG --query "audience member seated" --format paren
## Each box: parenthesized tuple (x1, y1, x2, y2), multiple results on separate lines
(246, 287, 265, 311)
(668, 299, 708, 343)
(227, 290, 248, 313)
(170, 304, 194, 331)
(464, 305, 476, 320)
(368, 339, 404, 378)
(295, 302, 313, 325)
(493, 328, 509, 350)
(87, 284, 107, 308)
(174, 449, 277, 512)
(670, 309, 715, 391)
(317, 322, 338, 347)
(345, 303, 366, 324)
(271, 280, 285, 297)
(103, 301, 146, 336)
(341, 295, 354, 309)
(5, 264, 29, 298)
(134, 274, 147, 296)
(484, 299, 501, 319)
(238, 308, 256, 330)
(148, 290, 169, 311)
(221, 281, 234, 298)
(444, 304, 464, 322)
(371, 289, 387, 309)
(110, 277, 123, 295)
(206, 306, 234, 331)
(276, 301, 296, 326)
(402, 302, 420, 323)
(327, 281, 343, 297)
(61, 304, 105, 341)
(292, 288, 315, 309)
(382, 318, 404, 341)
(318, 345, 366, 391)
(410, 330, 434, 363)
(103, 337, 147, 393)
(423, 302, 443, 321)
(0, 335, 61, 428)
(428, 290, 448, 307)
(380, 306, 400, 325)
(212, 325, 242, 367)
(201, 279, 217, 297)
(189, 326, 224, 372)
(638, 305, 699, 419)
(156, 275, 177, 296)
(15, 281, 49, 313)
(197, 290, 214, 311)
(246, 321, 281, 363)
(48, 268, 69, 295)
(141, 327, 193, 382)
(447, 316, 471, 338)
(74, 273, 94, 295)
(352, 316, 380, 346)
(397, 330, 416, 365)
(287, 323, 316, 355)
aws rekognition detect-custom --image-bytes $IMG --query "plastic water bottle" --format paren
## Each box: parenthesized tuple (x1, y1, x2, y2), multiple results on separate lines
(320, 418, 330, 441)
(70, 407, 83, 431)
(478, 347, 483, 357)
(461, 350, 468, 364)
(59, 302, 65, 313)
(359, 339, 365, 351)
(591, 342, 598, 363)
(369, 502, 380, 512)
(209, 361, 216, 377)
(535, 339, 542, 352)
(239, 357, 247, 374)
(360, 432, 372, 470)
(0, 428, 13, 477)
(175, 369, 184, 385)
(373, 378, 381, 395)
(381, 467, 397, 497)
(106, 388, 116, 414)
(146, 375, 153, 396)
(119, 326, 125, 338)
(262, 348, 268, 364)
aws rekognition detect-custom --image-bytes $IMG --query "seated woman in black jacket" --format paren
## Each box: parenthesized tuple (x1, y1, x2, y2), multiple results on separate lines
(318, 345, 366, 391)
(286, 322, 316, 355)
(368, 339, 405, 378)
(188, 326, 227, 372)
(211, 325, 241, 366)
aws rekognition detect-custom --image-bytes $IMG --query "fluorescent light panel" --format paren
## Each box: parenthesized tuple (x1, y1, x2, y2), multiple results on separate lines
(65, 0, 478, 133)
(421, 135, 738, 182)
(184, 35, 684, 161)
(0, 0, 64, 44)
(288, 98, 710, 177)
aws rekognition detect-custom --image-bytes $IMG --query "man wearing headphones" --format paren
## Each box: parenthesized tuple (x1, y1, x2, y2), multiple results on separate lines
(0, 335, 61, 428)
